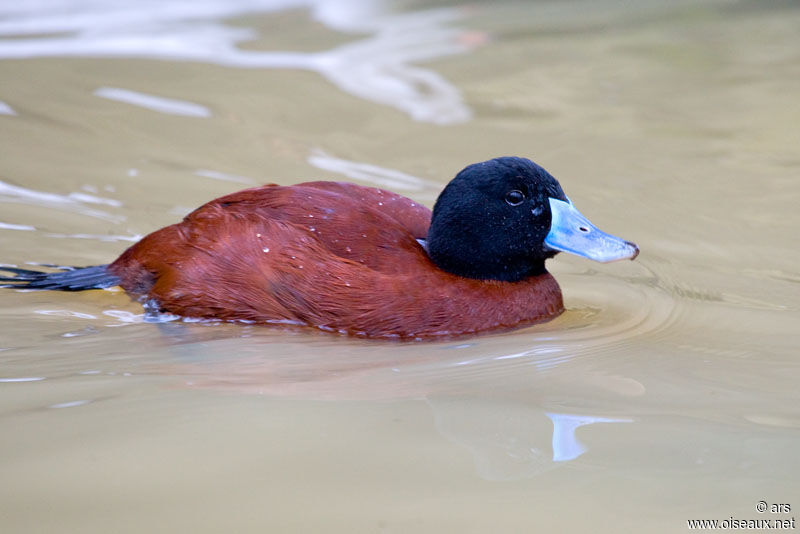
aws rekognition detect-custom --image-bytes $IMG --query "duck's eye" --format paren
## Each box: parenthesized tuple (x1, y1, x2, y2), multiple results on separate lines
(505, 190, 525, 206)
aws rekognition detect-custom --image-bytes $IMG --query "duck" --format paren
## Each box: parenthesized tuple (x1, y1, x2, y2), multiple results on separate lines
(0, 157, 638, 339)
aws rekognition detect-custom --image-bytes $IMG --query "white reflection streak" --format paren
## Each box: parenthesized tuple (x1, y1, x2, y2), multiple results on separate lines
(66, 192, 121, 207)
(194, 169, 256, 184)
(102, 310, 145, 323)
(95, 87, 212, 117)
(49, 399, 90, 409)
(0, 100, 16, 115)
(0, 377, 45, 382)
(546, 412, 633, 462)
(0, 221, 36, 231)
(44, 232, 142, 242)
(0, 0, 475, 124)
(429, 345, 572, 371)
(308, 149, 432, 191)
(35, 309, 98, 319)
(0, 179, 124, 223)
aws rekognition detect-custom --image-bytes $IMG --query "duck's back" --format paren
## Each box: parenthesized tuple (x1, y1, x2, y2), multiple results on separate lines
(109, 182, 563, 338)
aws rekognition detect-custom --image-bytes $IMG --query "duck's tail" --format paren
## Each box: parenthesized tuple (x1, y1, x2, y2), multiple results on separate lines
(0, 264, 119, 291)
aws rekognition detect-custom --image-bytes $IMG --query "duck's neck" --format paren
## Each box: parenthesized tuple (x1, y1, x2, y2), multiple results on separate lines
(421, 237, 548, 283)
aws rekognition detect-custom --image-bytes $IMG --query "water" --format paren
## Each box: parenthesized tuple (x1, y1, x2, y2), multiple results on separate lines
(1, 0, 799, 532)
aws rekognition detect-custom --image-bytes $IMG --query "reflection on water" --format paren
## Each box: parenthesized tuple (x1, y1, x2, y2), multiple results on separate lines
(0, 99, 14, 115)
(2, 0, 800, 532)
(193, 168, 257, 185)
(0, 221, 35, 231)
(95, 87, 213, 118)
(432, 399, 634, 481)
(0, 178, 124, 223)
(0, 377, 46, 383)
(0, 0, 478, 123)
(546, 412, 632, 462)
(308, 149, 438, 193)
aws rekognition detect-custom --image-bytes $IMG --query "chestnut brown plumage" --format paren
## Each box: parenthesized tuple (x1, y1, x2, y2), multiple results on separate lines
(2, 157, 641, 339)
(108, 181, 563, 338)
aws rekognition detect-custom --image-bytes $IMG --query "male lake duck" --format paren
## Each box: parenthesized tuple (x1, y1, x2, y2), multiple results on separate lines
(1, 157, 638, 338)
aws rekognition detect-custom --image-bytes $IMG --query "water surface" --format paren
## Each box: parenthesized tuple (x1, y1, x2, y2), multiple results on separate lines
(1, 1, 799, 532)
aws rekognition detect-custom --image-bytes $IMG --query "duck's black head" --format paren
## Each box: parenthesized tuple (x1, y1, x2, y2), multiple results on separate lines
(426, 157, 638, 282)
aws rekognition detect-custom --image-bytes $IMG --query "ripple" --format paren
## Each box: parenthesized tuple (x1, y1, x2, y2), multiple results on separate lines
(6, 249, 687, 403)
(388, 262, 681, 382)
(7, 255, 684, 405)
(0, 0, 481, 124)
(129, 260, 678, 402)
(0, 178, 124, 223)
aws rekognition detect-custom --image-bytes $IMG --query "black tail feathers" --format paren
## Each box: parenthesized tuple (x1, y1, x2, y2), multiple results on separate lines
(0, 264, 120, 291)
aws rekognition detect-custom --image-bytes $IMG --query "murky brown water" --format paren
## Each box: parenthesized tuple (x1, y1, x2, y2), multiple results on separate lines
(1, 1, 799, 532)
